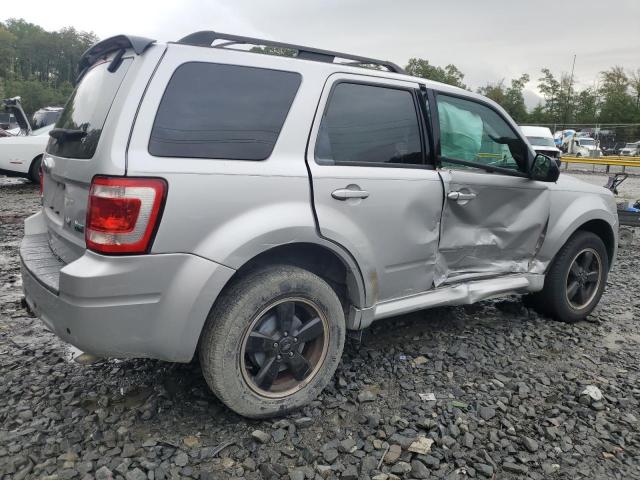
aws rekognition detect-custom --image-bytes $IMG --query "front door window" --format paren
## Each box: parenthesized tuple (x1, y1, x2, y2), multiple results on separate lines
(437, 95, 527, 173)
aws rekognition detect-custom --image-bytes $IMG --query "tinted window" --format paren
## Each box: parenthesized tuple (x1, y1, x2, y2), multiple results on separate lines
(316, 82, 423, 166)
(438, 95, 527, 172)
(32, 110, 61, 130)
(149, 63, 301, 160)
(47, 58, 132, 159)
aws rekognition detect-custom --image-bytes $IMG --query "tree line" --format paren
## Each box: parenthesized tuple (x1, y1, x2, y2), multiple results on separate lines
(0, 18, 97, 115)
(1, 18, 639, 131)
(404, 58, 640, 127)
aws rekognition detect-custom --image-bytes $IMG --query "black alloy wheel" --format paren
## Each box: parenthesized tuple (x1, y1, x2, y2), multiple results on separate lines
(240, 298, 329, 398)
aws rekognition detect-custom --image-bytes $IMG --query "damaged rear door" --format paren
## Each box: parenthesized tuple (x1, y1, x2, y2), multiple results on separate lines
(432, 92, 550, 286)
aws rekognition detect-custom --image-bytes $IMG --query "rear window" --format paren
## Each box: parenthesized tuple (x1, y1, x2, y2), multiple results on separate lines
(47, 58, 132, 159)
(149, 62, 301, 160)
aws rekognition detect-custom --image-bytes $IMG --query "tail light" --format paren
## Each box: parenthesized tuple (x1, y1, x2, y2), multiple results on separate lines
(86, 176, 167, 254)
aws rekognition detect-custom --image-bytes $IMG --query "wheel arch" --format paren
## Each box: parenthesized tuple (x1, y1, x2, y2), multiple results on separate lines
(190, 241, 366, 361)
(537, 191, 618, 273)
(222, 241, 366, 312)
(575, 218, 616, 266)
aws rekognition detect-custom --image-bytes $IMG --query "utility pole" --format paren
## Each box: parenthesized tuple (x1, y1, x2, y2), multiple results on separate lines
(562, 55, 576, 130)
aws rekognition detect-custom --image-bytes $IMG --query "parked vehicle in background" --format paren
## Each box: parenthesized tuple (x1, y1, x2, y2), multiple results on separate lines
(21, 32, 618, 418)
(521, 126, 561, 165)
(1, 97, 60, 182)
(554, 129, 575, 152)
(0, 112, 18, 130)
(563, 135, 602, 157)
(2, 97, 32, 135)
(31, 106, 63, 130)
(619, 141, 640, 156)
(0, 124, 53, 182)
(602, 141, 626, 156)
(2, 98, 62, 135)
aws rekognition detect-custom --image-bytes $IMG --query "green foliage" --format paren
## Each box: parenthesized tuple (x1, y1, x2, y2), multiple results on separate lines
(0, 18, 97, 116)
(405, 58, 466, 89)
(477, 74, 530, 122)
(598, 66, 636, 123)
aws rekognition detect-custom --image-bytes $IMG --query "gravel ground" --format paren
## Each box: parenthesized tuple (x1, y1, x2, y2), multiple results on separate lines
(1, 176, 639, 480)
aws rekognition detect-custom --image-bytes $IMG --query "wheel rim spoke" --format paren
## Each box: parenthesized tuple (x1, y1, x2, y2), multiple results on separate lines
(585, 270, 599, 283)
(245, 331, 276, 354)
(286, 352, 312, 380)
(567, 280, 580, 299)
(295, 317, 324, 343)
(580, 251, 594, 269)
(254, 355, 280, 390)
(570, 262, 583, 277)
(575, 285, 588, 306)
(276, 302, 295, 334)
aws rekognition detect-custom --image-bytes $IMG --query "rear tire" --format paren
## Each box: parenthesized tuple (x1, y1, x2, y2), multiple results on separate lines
(28, 155, 42, 184)
(526, 231, 608, 322)
(199, 264, 346, 418)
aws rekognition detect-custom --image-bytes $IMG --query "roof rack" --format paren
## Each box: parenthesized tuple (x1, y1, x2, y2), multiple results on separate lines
(177, 31, 405, 74)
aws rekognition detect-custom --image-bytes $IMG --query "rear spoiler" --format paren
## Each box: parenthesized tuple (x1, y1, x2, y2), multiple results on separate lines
(1, 97, 31, 135)
(76, 35, 156, 84)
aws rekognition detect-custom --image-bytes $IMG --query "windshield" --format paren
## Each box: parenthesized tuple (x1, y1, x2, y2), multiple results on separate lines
(46, 57, 131, 159)
(625, 143, 638, 148)
(0, 112, 14, 126)
(526, 136, 555, 147)
(579, 139, 595, 146)
(32, 110, 61, 130)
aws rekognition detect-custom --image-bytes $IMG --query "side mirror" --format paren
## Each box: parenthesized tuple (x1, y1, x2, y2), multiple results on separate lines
(530, 153, 560, 182)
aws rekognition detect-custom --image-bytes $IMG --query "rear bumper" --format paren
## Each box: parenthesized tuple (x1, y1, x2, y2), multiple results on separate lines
(20, 211, 235, 362)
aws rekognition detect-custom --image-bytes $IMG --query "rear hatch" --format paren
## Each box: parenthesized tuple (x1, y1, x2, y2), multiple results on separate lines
(41, 52, 135, 263)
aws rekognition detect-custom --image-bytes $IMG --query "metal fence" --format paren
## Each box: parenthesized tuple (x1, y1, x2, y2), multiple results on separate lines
(561, 155, 640, 173)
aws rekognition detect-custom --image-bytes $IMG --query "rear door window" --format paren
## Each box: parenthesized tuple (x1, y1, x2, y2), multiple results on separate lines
(149, 62, 301, 160)
(315, 82, 424, 166)
(47, 58, 132, 159)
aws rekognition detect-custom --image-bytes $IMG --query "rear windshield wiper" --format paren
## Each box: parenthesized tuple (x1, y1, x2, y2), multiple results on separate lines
(49, 128, 87, 142)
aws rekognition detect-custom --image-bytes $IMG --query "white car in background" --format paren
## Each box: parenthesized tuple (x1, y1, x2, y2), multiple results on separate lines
(0, 124, 52, 182)
(521, 126, 562, 165)
(620, 141, 640, 156)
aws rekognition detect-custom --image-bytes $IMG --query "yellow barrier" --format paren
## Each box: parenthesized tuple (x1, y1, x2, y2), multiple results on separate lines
(562, 156, 640, 168)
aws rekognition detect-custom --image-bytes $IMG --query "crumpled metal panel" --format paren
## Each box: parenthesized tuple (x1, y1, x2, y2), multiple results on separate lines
(435, 170, 550, 286)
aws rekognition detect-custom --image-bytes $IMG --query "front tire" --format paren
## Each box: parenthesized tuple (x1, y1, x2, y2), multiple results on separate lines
(199, 264, 346, 418)
(527, 231, 608, 322)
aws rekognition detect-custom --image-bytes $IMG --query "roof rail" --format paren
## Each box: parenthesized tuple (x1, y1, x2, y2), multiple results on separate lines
(177, 31, 405, 74)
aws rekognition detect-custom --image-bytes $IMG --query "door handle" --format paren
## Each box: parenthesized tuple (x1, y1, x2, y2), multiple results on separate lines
(331, 188, 370, 200)
(448, 191, 477, 201)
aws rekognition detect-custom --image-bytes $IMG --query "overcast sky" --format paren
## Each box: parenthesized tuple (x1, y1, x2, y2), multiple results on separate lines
(8, 0, 640, 107)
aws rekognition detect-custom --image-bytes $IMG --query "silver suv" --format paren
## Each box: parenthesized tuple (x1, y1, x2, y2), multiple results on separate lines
(21, 32, 618, 418)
